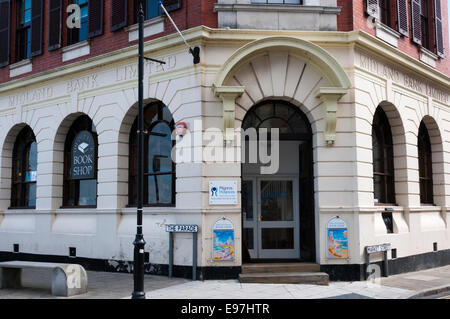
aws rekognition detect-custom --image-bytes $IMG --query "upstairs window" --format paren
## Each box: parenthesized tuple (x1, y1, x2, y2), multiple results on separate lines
(66, 0, 103, 46)
(366, 0, 410, 36)
(16, 0, 32, 62)
(11, 126, 37, 208)
(418, 122, 434, 204)
(132, 0, 181, 23)
(67, 0, 88, 45)
(420, 0, 432, 50)
(411, 0, 444, 57)
(372, 107, 396, 205)
(379, 0, 397, 29)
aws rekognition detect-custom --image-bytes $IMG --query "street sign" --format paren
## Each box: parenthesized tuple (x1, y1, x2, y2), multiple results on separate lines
(166, 224, 198, 233)
(366, 243, 391, 254)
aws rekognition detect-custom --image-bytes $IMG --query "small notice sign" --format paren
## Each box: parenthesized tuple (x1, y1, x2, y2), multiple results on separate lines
(209, 181, 238, 205)
(212, 218, 235, 261)
(327, 217, 348, 259)
(165, 224, 198, 233)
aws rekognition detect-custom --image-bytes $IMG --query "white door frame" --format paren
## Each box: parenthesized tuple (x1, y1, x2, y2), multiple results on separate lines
(243, 175, 300, 259)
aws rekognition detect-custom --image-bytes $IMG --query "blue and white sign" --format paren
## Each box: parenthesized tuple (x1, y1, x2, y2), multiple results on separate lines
(209, 181, 238, 205)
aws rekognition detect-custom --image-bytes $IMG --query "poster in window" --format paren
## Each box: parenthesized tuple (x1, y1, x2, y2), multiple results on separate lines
(71, 130, 95, 180)
(327, 217, 348, 259)
(212, 218, 235, 261)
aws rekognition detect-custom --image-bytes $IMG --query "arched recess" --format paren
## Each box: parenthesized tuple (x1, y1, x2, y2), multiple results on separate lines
(420, 115, 446, 207)
(213, 36, 351, 146)
(52, 112, 97, 209)
(371, 102, 408, 207)
(0, 123, 32, 211)
(118, 98, 175, 207)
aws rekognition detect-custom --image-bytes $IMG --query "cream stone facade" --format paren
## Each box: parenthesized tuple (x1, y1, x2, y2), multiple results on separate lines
(0, 27, 449, 279)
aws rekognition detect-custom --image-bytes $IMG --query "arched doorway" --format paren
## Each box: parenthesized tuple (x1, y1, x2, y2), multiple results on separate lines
(241, 100, 315, 262)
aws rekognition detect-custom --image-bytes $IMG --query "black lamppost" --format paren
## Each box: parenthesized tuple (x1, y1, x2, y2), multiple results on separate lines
(131, 0, 147, 300)
(132, 0, 166, 300)
(131, 0, 200, 299)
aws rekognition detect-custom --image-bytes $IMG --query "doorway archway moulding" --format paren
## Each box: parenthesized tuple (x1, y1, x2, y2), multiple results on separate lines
(213, 36, 351, 145)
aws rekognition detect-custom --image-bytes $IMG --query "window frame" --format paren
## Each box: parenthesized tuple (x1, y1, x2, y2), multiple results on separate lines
(418, 121, 434, 205)
(15, 0, 32, 62)
(420, 0, 436, 52)
(10, 125, 37, 209)
(372, 108, 396, 206)
(67, 0, 89, 46)
(379, 0, 397, 30)
(128, 101, 176, 207)
(62, 115, 98, 208)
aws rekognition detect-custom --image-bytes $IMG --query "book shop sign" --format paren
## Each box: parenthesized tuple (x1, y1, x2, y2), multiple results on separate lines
(71, 131, 95, 179)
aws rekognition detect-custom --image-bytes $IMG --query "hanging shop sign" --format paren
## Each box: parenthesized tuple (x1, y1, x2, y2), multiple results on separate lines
(209, 181, 238, 205)
(327, 217, 348, 259)
(71, 130, 95, 179)
(212, 218, 235, 261)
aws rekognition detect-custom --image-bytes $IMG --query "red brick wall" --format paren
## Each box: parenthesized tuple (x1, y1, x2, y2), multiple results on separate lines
(0, 0, 217, 84)
(337, 0, 353, 31)
(2, 1, 449, 83)
(338, 0, 450, 76)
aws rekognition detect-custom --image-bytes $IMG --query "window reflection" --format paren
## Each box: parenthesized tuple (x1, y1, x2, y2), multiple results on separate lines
(63, 115, 98, 207)
(11, 126, 37, 208)
(129, 102, 175, 206)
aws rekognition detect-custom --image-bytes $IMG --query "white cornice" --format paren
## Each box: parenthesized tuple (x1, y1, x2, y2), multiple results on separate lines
(0, 27, 449, 95)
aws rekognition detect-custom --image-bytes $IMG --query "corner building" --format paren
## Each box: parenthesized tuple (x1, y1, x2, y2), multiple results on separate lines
(0, 0, 449, 281)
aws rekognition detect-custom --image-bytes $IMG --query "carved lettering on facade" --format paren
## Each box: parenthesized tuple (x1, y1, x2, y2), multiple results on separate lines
(403, 74, 423, 93)
(66, 74, 99, 93)
(9, 87, 53, 107)
(115, 55, 176, 82)
(357, 51, 448, 104)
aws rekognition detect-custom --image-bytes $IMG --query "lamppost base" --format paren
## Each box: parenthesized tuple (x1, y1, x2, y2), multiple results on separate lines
(131, 291, 146, 299)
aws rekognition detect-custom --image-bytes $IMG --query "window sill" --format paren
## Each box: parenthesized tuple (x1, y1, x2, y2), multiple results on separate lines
(62, 40, 91, 62)
(126, 16, 165, 42)
(9, 59, 32, 78)
(373, 19, 400, 48)
(374, 203, 398, 207)
(214, 3, 341, 14)
(419, 47, 439, 68)
(214, 3, 340, 30)
(59, 205, 97, 210)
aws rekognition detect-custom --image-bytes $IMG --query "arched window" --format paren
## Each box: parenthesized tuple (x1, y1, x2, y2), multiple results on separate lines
(129, 102, 175, 206)
(418, 121, 433, 204)
(242, 101, 311, 140)
(372, 107, 396, 205)
(63, 115, 98, 207)
(11, 126, 37, 208)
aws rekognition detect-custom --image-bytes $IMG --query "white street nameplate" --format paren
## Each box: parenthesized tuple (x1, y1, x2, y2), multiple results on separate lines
(165, 224, 198, 233)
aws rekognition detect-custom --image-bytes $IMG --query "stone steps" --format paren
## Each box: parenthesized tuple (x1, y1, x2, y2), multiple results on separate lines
(239, 272, 329, 285)
(239, 263, 329, 285)
(241, 263, 320, 274)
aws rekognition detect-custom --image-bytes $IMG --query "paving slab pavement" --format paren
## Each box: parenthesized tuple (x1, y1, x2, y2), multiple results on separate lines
(0, 268, 188, 299)
(1, 265, 450, 299)
(144, 265, 450, 299)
